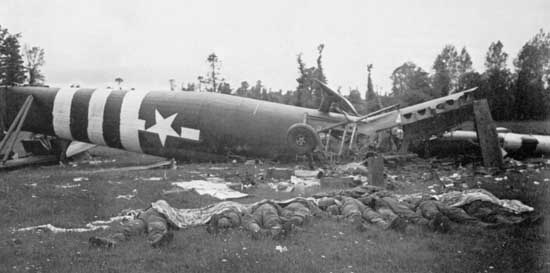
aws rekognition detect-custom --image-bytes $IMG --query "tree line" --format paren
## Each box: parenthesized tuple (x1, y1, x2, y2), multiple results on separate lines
(186, 30, 550, 121)
(0, 25, 46, 87)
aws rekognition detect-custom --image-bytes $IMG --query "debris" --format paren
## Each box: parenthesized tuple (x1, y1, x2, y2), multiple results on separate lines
(16, 215, 132, 233)
(56, 183, 81, 189)
(335, 162, 368, 176)
(320, 176, 354, 188)
(265, 168, 293, 180)
(275, 245, 288, 253)
(172, 180, 248, 200)
(72, 177, 88, 182)
(245, 160, 262, 165)
(267, 182, 293, 192)
(227, 182, 243, 191)
(74, 160, 173, 174)
(294, 169, 324, 178)
(141, 177, 163, 181)
(290, 175, 321, 194)
(116, 189, 138, 200)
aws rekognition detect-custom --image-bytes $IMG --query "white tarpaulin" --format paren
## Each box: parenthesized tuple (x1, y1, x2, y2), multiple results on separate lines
(172, 180, 248, 200)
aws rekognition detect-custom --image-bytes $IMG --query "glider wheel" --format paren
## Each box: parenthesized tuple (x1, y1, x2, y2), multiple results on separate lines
(286, 123, 320, 155)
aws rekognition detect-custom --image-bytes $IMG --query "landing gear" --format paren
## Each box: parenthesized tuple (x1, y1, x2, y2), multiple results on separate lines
(286, 123, 320, 155)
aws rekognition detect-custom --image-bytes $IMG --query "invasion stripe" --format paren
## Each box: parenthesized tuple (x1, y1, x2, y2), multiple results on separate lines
(70, 89, 94, 142)
(120, 90, 149, 153)
(52, 88, 78, 140)
(87, 89, 112, 146)
(102, 90, 128, 149)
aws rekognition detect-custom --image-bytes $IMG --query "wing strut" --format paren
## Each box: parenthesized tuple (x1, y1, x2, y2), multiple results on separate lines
(0, 95, 34, 164)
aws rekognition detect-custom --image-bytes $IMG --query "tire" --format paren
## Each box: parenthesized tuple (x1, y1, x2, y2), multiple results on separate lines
(286, 123, 320, 155)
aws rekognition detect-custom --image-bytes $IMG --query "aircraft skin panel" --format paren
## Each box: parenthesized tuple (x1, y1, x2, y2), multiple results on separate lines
(52, 88, 78, 140)
(70, 88, 95, 143)
(119, 90, 149, 153)
(87, 89, 112, 146)
(102, 90, 127, 149)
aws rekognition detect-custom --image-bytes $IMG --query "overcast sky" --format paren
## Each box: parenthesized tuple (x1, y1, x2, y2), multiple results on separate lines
(2, 0, 549, 94)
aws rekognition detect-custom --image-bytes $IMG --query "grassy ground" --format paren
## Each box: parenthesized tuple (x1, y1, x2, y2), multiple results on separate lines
(0, 147, 549, 273)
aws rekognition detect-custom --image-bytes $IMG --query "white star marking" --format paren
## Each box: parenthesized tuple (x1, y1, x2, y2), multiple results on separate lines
(145, 110, 180, 146)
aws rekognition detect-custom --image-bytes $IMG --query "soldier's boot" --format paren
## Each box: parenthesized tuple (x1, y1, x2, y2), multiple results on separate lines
(150, 231, 174, 248)
(206, 214, 221, 234)
(388, 216, 408, 233)
(429, 214, 451, 233)
(88, 236, 117, 248)
(147, 217, 172, 247)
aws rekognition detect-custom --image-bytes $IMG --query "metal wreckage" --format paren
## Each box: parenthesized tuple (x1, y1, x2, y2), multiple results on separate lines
(2, 81, 545, 247)
(0, 81, 509, 163)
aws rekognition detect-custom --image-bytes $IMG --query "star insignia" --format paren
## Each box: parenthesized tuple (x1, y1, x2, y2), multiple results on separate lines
(145, 109, 180, 146)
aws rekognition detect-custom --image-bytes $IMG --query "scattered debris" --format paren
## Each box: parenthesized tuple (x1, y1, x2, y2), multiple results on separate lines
(320, 176, 354, 188)
(335, 162, 368, 176)
(275, 245, 288, 253)
(290, 175, 320, 195)
(73, 160, 173, 174)
(116, 189, 138, 200)
(56, 183, 81, 189)
(294, 169, 324, 178)
(265, 168, 293, 180)
(139, 177, 163, 181)
(15, 215, 132, 233)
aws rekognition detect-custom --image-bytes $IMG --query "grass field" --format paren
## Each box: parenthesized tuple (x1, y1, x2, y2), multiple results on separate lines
(0, 147, 549, 273)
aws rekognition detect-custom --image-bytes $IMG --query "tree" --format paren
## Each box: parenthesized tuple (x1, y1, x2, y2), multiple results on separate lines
(390, 62, 434, 105)
(0, 28, 26, 86)
(24, 45, 45, 85)
(206, 53, 220, 92)
(513, 29, 550, 120)
(432, 45, 473, 96)
(485, 41, 508, 70)
(0, 34, 26, 85)
(181, 82, 195, 91)
(457, 71, 482, 91)
(248, 80, 263, 99)
(115, 77, 123, 90)
(457, 47, 473, 74)
(312, 44, 327, 107)
(482, 41, 515, 120)
(295, 44, 328, 108)
(365, 64, 376, 101)
(218, 81, 232, 94)
(235, 81, 249, 96)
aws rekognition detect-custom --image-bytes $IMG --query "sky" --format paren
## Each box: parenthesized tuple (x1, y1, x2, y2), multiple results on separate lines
(1, 0, 549, 95)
